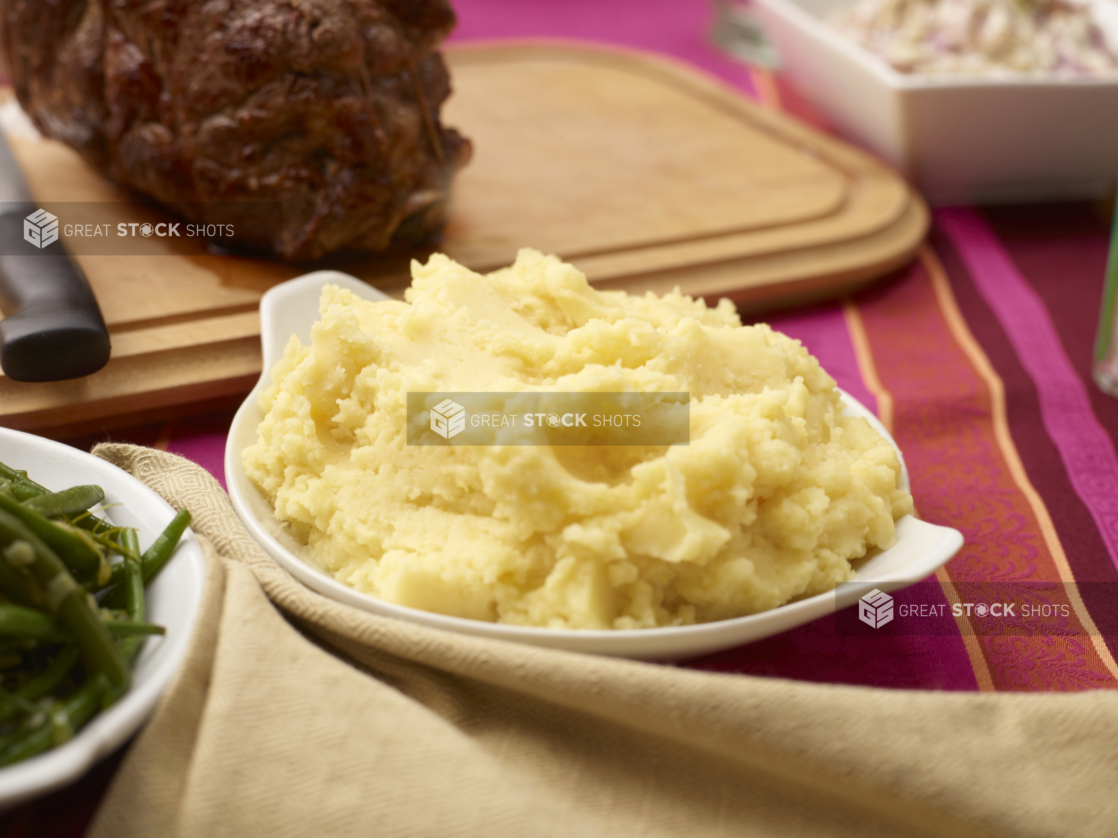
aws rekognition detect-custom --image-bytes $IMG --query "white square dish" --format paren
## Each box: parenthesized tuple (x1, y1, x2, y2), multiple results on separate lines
(749, 0, 1118, 204)
(224, 271, 963, 661)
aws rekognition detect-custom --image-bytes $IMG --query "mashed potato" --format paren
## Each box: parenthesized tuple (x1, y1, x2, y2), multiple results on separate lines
(242, 250, 913, 629)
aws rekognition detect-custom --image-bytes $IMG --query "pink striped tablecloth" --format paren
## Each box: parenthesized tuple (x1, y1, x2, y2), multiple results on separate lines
(11, 1, 1118, 834)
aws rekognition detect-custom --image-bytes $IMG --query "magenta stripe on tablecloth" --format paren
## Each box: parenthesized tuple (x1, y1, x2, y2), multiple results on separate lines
(937, 207, 1118, 574)
(167, 432, 229, 492)
(448, 0, 758, 98)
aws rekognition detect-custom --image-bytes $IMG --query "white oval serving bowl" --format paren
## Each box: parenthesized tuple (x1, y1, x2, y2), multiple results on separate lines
(226, 270, 963, 660)
(0, 427, 206, 808)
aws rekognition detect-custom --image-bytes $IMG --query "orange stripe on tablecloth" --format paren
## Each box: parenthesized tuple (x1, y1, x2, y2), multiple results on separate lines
(842, 301, 894, 433)
(746, 65, 783, 110)
(153, 420, 175, 452)
(844, 299, 996, 692)
(923, 247, 1118, 681)
(856, 249, 1117, 690)
(931, 566, 997, 691)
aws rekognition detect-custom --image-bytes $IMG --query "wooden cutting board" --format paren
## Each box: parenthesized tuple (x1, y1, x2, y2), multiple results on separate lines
(0, 42, 927, 434)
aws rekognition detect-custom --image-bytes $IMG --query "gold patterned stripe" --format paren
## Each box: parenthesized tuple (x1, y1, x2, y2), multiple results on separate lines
(843, 296, 996, 691)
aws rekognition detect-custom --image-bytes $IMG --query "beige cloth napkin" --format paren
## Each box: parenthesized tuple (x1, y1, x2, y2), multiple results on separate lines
(85, 445, 1118, 838)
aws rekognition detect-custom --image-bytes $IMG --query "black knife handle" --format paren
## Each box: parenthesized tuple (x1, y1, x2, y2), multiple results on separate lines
(0, 207, 111, 382)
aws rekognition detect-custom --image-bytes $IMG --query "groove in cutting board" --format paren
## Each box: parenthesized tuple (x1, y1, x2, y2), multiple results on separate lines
(109, 302, 263, 335)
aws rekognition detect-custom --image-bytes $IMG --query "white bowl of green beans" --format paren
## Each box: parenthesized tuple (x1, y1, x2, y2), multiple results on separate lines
(0, 427, 205, 808)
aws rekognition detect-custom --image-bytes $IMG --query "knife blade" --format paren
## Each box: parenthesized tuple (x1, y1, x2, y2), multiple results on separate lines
(0, 129, 110, 382)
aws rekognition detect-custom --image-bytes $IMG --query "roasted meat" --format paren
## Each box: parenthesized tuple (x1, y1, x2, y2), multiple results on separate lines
(0, 0, 472, 260)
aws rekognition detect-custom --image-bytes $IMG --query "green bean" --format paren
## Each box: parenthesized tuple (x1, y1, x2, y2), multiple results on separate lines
(0, 673, 107, 766)
(21, 485, 105, 518)
(0, 688, 39, 718)
(0, 491, 107, 581)
(0, 645, 79, 725)
(103, 620, 164, 637)
(0, 464, 45, 502)
(0, 720, 33, 755)
(99, 566, 127, 598)
(0, 463, 40, 487)
(0, 544, 42, 609)
(84, 529, 138, 574)
(103, 510, 190, 608)
(0, 605, 68, 643)
(139, 509, 191, 585)
(0, 604, 163, 640)
(5, 484, 39, 503)
(105, 530, 149, 693)
(0, 463, 115, 537)
(121, 529, 144, 624)
(0, 510, 129, 691)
